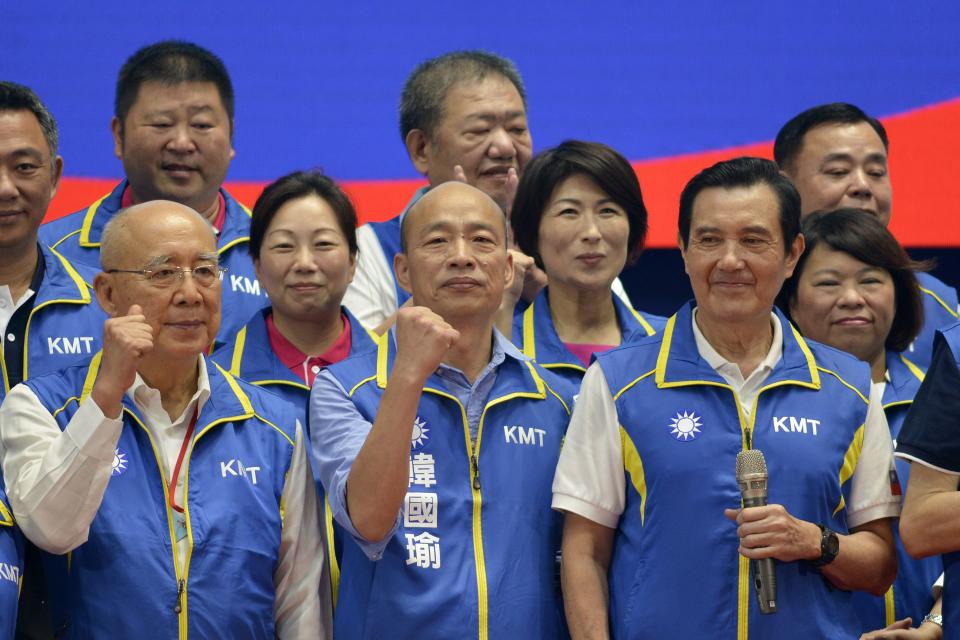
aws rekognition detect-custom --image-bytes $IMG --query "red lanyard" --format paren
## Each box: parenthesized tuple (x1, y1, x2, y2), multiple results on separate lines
(168, 407, 199, 514)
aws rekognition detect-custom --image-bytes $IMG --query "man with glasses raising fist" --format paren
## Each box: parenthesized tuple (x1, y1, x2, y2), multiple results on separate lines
(0, 200, 330, 639)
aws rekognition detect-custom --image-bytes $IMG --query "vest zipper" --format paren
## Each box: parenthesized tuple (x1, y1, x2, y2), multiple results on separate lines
(174, 578, 185, 613)
(471, 453, 481, 490)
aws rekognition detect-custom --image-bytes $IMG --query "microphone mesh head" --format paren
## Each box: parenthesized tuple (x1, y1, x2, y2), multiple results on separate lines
(736, 448, 768, 477)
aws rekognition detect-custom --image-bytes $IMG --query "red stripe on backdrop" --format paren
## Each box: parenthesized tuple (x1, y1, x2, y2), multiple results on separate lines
(43, 98, 960, 248)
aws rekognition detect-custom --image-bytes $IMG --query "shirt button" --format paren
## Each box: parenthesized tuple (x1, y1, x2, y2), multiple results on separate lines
(6, 334, 15, 342)
(311, 365, 321, 374)
(0, 299, 7, 308)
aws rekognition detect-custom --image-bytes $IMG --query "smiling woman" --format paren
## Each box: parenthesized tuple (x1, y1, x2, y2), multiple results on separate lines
(777, 208, 940, 633)
(508, 140, 666, 386)
(212, 170, 377, 428)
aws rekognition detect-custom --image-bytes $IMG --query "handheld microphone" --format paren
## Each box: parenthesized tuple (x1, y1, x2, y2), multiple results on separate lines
(736, 448, 777, 614)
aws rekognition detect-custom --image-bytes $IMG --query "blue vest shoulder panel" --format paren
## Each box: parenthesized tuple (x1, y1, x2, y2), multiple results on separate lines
(910, 272, 959, 369)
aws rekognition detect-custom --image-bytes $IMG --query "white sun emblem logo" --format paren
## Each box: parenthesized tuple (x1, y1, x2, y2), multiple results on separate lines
(111, 448, 129, 476)
(669, 411, 703, 442)
(411, 417, 429, 449)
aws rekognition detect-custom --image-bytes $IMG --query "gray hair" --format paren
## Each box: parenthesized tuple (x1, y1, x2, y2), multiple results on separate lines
(399, 50, 526, 143)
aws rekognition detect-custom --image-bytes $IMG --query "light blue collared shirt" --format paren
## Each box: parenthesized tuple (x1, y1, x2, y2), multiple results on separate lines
(309, 329, 525, 559)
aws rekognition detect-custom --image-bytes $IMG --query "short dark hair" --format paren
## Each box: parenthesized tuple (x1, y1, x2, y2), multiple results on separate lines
(115, 40, 234, 136)
(777, 208, 927, 353)
(0, 81, 58, 157)
(399, 50, 526, 142)
(678, 157, 801, 248)
(511, 140, 648, 270)
(249, 170, 358, 261)
(774, 103, 888, 172)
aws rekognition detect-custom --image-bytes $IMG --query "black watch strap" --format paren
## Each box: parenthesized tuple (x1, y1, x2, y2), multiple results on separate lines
(812, 524, 839, 567)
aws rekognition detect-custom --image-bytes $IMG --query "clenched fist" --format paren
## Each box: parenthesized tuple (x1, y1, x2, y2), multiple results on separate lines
(392, 306, 460, 383)
(91, 304, 155, 417)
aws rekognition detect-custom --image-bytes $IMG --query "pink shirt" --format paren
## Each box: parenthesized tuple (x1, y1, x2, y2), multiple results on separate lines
(564, 342, 617, 367)
(121, 187, 227, 233)
(266, 312, 352, 386)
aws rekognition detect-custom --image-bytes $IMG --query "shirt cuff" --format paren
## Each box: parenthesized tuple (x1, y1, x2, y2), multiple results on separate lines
(894, 451, 960, 476)
(846, 500, 900, 529)
(67, 397, 124, 463)
(336, 482, 401, 561)
(552, 493, 620, 529)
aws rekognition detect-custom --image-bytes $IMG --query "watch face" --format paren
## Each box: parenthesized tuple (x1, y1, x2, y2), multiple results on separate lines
(825, 530, 840, 556)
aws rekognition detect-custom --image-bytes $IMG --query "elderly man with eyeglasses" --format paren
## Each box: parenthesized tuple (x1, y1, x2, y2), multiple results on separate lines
(0, 200, 330, 639)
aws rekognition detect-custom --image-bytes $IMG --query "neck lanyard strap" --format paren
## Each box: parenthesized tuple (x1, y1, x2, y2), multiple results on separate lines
(169, 407, 200, 514)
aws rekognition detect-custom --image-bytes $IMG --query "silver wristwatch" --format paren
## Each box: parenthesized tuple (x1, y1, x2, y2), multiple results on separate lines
(922, 613, 943, 628)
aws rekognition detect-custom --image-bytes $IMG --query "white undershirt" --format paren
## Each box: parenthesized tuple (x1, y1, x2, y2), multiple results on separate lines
(0, 285, 35, 348)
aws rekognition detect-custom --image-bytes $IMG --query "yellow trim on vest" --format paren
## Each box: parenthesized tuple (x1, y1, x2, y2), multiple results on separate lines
(213, 364, 255, 416)
(124, 409, 187, 639)
(325, 498, 340, 609)
(521, 302, 537, 360)
(620, 427, 647, 525)
(653, 314, 678, 385)
(422, 387, 490, 640)
(254, 379, 310, 391)
(0, 345, 9, 394)
(544, 362, 586, 375)
(49, 228, 80, 251)
(0, 500, 13, 526)
(80, 351, 103, 403)
(361, 325, 380, 343)
(78, 193, 110, 247)
(627, 307, 657, 336)
(884, 586, 896, 627)
(348, 375, 377, 397)
(919, 286, 960, 318)
(52, 396, 81, 419)
(817, 367, 869, 404)
(218, 236, 250, 255)
(229, 326, 247, 376)
(375, 332, 391, 388)
(833, 424, 866, 517)
(612, 370, 656, 401)
(899, 354, 925, 382)
(737, 554, 750, 640)
(542, 381, 572, 415)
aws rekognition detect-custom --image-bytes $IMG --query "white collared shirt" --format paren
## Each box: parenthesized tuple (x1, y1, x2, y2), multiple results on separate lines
(691, 310, 783, 418)
(0, 285, 35, 347)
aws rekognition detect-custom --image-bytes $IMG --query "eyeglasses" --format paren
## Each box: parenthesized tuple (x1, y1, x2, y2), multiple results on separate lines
(105, 264, 228, 288)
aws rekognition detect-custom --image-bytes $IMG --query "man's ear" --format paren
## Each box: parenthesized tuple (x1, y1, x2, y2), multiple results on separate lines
(405, 129, 431, 176)
(394, 252, 413, 295)
(93, 272, 120, 317)
(784, 233, 805, 278)
(677, 232, 690, 275)
(503, 249, 515, 290)
(111, 116, 123, 159)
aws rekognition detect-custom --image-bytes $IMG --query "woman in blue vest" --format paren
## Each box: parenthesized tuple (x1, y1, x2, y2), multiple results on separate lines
(214, 170, 377, 428)
(778, 208, 943, 636)
(212, 170, 377, 604)
(508, 140, 666, 385)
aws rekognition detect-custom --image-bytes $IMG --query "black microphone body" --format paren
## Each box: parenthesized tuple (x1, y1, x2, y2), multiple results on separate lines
(736, 449, 777, 615)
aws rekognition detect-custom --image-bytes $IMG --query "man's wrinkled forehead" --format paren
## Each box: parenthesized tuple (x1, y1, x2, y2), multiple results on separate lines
(402, 183, 506, 248)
